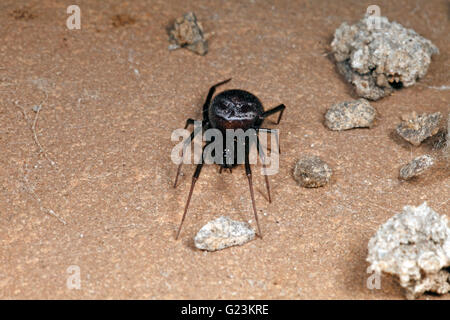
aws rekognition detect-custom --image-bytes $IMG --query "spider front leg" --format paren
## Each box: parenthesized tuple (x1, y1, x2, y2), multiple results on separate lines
(245, 137, 262, 238)
(261, 104, 285, 125)
(173, 121, 208, 188)
(255, 133, 272, 203)
(176, 141, 212, 240)
(184, 118, 196, 129)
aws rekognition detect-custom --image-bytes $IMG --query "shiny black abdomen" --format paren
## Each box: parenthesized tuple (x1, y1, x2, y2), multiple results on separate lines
(208, 90, 264, 132)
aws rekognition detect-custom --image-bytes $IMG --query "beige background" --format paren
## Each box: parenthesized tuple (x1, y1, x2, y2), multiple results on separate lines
(0, 0, 449, 299)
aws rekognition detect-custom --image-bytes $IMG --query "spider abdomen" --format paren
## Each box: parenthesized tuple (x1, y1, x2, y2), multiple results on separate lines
(208, 89, 264, 132)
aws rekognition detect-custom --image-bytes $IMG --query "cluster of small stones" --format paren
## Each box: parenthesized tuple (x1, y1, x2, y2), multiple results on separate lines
(331, 15, 439, 100)
(194, 216, 255, 251)
(168, 12, 208, 55)
(367, 202, 450, 299)
(324, 99, 376, 131)
(395, 112, 442, 181)
(330, 17, 447, 300)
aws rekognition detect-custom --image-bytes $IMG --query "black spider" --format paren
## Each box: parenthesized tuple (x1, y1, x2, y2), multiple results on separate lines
(174, 79, 285, 239)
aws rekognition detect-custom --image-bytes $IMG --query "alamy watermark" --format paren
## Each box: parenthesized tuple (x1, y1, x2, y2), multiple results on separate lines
(366, 5, 382, 30)
(66, 5, 81, 30)
(171, 121, 280, 175)
(366, 266, 381, 290)
(66, 265, 81, 290)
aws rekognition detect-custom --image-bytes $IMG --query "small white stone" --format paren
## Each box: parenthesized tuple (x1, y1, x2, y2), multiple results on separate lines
(194, 216, 255, 251)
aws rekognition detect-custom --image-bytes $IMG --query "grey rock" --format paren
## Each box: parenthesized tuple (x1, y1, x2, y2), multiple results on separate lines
(367, 202, 450, 299)
(324, 99, 376, 131)
(399, 155, 434, 180)
(331, 15, 439, 100)
(293, 155, 332, 188)
(194, 216, 255, 251)
(168, 12, 208, 56)
(396, 112, 442, 146)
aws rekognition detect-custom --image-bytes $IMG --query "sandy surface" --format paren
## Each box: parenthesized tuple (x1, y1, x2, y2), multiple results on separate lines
(0, 0, 449, 299)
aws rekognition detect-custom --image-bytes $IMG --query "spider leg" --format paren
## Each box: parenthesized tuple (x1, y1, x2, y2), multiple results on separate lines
(261, 104, 286, 125)
(176, 141, 212, 240)
(257, 128, 281, 154)
(256, 134, 271, 203)
(245, 137, 262, 238)
(202, 78, 232, 121)
(173, 122, 207, 188)
(184, 118, 196, 129)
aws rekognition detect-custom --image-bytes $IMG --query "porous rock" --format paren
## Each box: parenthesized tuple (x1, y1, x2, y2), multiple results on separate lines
(396, 112, 442, 146)
(399, 154, 434, 180)
(331, 15, 439, 100)
(367, 202, 450, 299)
(194, 216, 255, 251)
(293, 155, 332, 188)
(324, 99, 376, 131)
(168, 12, 208, 55)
